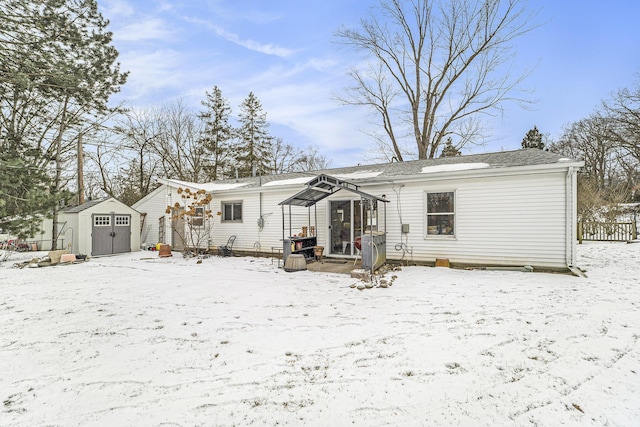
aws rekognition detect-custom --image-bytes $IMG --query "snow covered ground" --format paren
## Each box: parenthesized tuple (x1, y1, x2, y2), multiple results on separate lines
(1, 242, 639, 426)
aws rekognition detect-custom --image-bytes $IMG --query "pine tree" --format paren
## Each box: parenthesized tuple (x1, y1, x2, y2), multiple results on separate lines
(439, 137, 461, 157)
(234, 92, 273, 177)
(0, 145, 68, 238)
(199, 86, 233, 180)
(521, 126, 545, 150)
(1, 0, 127, 243)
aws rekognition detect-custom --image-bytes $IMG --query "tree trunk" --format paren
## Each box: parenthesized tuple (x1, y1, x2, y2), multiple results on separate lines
(51, 97, 69, 251)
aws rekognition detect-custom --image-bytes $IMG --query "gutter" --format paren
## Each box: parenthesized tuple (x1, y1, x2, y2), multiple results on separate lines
(357, 161, 586, 186)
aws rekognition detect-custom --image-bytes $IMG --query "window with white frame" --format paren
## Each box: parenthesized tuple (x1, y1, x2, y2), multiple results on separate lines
(94, 215, 111, 226)
(221, 201, 242, 222)
(192, 206, 205, 227)
(425, 191, 455, 236)
(115, 215, 130, 226)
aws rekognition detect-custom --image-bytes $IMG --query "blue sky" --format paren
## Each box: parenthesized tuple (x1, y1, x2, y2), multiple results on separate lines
(100, 0, 640, 167)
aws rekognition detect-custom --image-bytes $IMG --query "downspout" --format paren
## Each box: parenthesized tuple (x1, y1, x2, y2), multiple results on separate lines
(566, 167, 576, 268)
(257, 191, 263, 252)
(166, 186, 172, 246)
(259, 191, 263, 231)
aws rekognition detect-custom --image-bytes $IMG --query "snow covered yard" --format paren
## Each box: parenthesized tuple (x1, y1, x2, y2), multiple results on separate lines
(1, 242, 639, 426)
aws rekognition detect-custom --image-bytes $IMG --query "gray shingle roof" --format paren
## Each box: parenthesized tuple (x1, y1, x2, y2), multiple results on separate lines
(205, 149, 579, 189)
(62, 198, 109, 213)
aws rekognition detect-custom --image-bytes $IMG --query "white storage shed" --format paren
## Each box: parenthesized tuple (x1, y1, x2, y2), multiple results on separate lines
(36, 198, 141, 256)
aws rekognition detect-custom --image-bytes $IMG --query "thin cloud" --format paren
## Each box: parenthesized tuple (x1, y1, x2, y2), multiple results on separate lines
(112, 18, 175, 42)
(186, 17, 294, 58)
(100, 0, 135, 18)
(116, 49, 187, 101)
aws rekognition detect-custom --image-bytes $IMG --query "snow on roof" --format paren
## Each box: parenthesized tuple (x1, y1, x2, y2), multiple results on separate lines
(332, 171, 383, 180)
(262, 177, 314, 187)
(263, 171, 383, 187)
(160, 178, 249, 192)
(200, 182, 250, 191)
(421, 162, 490, 174)
(161, 178, 204, 189)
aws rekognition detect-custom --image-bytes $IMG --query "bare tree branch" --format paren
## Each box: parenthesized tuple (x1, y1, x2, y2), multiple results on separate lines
(335, 0, 539, 159)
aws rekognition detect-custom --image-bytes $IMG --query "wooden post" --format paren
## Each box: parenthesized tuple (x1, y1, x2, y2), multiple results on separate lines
(77, 133, 84, 205)
(577, 221, 583, 244)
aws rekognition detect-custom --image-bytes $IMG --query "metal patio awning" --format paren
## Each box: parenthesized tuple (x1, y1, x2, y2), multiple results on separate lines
(278, 174, 388, 207)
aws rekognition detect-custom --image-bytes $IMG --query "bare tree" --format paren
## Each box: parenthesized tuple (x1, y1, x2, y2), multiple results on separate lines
(335, 0, 538, 160)
(550, 114, 620, 191)
(603, 81, 640, 190)
(270, 138, 301, 174)
(113, 109, 161, 204)
(270, 140, 332, 174)
(548, 115, 628, 221)
(152, 100, 206, 182)
(295, 145, 332, 171)
(82, 109, 162, 206)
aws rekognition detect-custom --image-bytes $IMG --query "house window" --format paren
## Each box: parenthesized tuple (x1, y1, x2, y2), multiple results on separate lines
(425, 191, 455, 236)
(192, 207, 204, 227)
(222, 201, 242, 222)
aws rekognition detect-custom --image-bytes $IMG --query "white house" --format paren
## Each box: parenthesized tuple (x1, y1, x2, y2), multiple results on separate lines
(34, 198, 140, 256)
(133, 149, 583, 271)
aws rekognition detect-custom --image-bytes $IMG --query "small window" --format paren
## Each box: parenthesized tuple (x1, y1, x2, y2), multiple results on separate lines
(94, 215, 111, 226)
(222, 201, 242, 222)
(425, 191, 455, 236)
(192, 207, 204, 227)
(115, 215, 130, 226)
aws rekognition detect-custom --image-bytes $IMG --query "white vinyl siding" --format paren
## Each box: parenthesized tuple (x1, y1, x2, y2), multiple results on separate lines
(132, 186, 171, 245)
(211, 191, 322, 253)
(386, 171, 568, 268)
(141, 164, 576, 269)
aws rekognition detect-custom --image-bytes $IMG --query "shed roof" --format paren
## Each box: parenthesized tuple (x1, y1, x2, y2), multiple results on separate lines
(62, 198, 109, 213)
(63, 197, 138, 214)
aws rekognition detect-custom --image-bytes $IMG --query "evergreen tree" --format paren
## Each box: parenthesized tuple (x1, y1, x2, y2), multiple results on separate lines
(1, 0, 127, 243)
(0, 145, 68, 238)
(521, 126, 545, 150)
(234, 92, 273, 177)
(199, 86, 233, 180)
(439, 138, 461, 157)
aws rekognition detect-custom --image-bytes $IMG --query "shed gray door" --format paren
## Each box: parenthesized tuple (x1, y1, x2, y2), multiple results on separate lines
(92, 213, 131, 256)
(112, 214, 131, 254)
